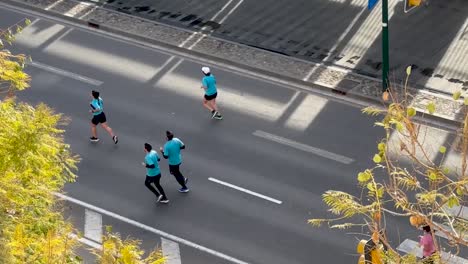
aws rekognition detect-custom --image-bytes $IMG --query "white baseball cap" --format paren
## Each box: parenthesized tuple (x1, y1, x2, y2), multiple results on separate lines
(201, 66, 210, 74)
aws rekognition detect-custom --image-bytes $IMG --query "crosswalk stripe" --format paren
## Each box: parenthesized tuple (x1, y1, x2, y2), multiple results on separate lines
(84, 209, 103, 243)
(445, 205, 468, 220)
(161, 237, 182, 264)
(397, 239, 467, 264)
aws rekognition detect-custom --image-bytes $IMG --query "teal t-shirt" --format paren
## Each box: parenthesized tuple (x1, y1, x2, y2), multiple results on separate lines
(163, 138, 184, 165)
(90, 98, 103, 116)
(202, 75, 217, 96)
(145, 150, 161, 176)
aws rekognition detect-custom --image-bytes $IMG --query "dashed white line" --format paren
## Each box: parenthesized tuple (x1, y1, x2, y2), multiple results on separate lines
(84, 209, 102, 243)
(161, 237, 182, 264)
(54, 192, 250, 264)
(29, 61, 103, 86)
(253, 130, 354, 164)
(208, 177, 282, 205)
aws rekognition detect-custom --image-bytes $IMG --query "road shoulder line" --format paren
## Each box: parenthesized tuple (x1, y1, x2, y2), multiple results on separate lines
(54, 192, 250, 264)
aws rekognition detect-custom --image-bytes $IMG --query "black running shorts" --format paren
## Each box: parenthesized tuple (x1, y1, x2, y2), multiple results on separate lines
(91, 112, 107, 125)
(204, 93, 217, 101)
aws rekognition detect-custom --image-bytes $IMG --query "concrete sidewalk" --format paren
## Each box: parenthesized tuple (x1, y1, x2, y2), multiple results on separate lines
(2, 0, 467, 126)
(79, 0, 468, 95)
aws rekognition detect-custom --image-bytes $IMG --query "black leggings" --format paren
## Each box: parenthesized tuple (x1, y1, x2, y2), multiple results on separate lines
(145, 175, 167, 199)
(169, 164, 187, 188)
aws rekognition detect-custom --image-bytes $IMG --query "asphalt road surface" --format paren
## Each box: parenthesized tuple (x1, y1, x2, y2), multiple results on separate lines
(1, 4, 466, 264)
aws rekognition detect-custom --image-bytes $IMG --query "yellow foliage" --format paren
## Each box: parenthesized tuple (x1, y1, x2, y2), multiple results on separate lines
(1, 21, 165, 263)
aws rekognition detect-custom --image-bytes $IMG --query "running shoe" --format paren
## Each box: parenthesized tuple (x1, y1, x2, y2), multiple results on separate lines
(214, 112, 223, 120)
(156, 195, 163, 202)
(159, 199, 169, 204)
(178, 188, 190, 193)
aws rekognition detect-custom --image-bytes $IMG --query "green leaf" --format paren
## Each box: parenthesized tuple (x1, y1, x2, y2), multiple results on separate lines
(25, 18, 31, 25)
(377, 143, 386, 151)
(439, 146, 447, 154)
(373, 154, 382, 163)
(443, 167, 450, 174)
(453, 91, 462, 100)
(447, 195, 460, 208)
(428, 172, 437, 181)
(427, 102, 436, 114)
(358, 171, 371, 183)
(464, 97, 468, 106)
(406, 107, 416, 117)
(456, 187, 464, 196)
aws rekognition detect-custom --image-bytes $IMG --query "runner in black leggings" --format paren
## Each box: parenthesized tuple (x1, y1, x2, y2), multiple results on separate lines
(143, 143, 168, 204)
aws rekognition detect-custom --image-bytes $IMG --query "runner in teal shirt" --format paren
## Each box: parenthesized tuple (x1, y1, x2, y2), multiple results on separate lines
(143, 143, 168, 203)
(201, 67, 223, 119)
(160, 131, 189, 193)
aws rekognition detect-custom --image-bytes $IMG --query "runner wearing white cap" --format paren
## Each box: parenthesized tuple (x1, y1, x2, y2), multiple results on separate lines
(200, 66, 223, 120)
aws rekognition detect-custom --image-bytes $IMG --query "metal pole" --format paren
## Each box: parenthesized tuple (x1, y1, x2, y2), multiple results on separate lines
(382, 0, 389, 92)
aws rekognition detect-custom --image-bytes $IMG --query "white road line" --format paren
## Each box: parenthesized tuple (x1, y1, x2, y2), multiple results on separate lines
(161, 237, 182, 264)
(70, 233, 103, 250)
(208, 177, 282, 205)
(29, 61, 103, 86)
(252, 130, 354, 164)
(54, 192, 250, 264)
(84, 209, 102, 243)
(397, 239, 467, 264)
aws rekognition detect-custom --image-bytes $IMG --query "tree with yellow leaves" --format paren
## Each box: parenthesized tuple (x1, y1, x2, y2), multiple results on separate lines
(310, 67, 467, 263)
(1, 22, 165, 263)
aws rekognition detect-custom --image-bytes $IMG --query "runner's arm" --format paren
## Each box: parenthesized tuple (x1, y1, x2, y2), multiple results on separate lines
(160, 146, 169, 159)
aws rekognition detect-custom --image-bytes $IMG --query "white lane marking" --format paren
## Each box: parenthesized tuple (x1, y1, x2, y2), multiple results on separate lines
(84, 209, 102, 243)
(29, 61, 103, 86)
(70, 233, 103, 250)
(253, 130, 354, 164)
(208, 177, 282, 205)
(397, 239, 468, 264)
(161, 237, 182, 264)
(54, 192, 249, 264)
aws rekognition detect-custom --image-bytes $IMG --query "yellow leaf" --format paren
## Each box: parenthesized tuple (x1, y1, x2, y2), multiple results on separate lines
(373, 154, 382, 163)
(428, 172, 437, 181)
(453, 90, 462, 100)
(439, 146, 446, 154)
(358, 172, 371, 183)
(377, 142, 386, 151)
(406, 107, 416, 117)
(447, 195, 460, 208)
(406, 65, 412, 76)
(426, 102, 436, 114)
